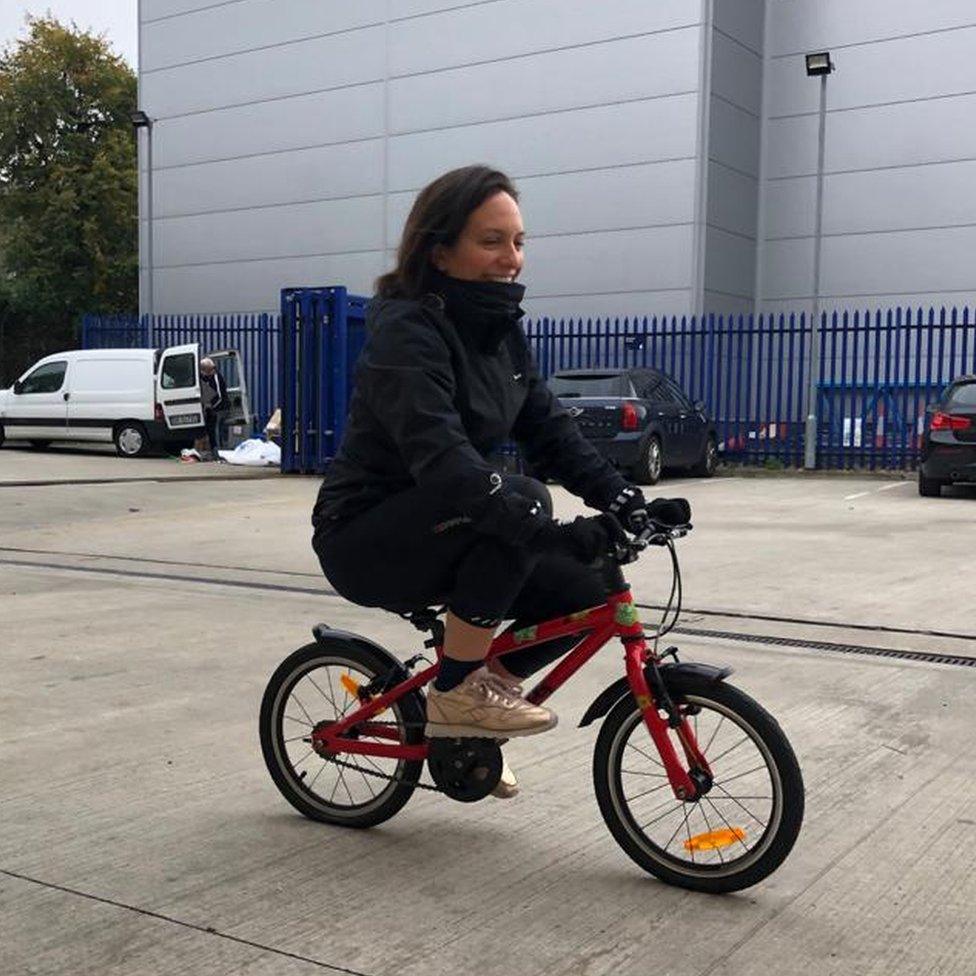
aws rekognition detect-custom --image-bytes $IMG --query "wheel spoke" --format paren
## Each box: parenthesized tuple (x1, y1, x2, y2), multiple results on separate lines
(702, 796, 753, 854)
(308, 672, 339, 713)
(624, 780, 672, 803)
(702, 715, 726, 757)
(621, 768, 667, 778)
(709, 733, 751, 766)
(291, 693, 316, 727)
(283, 713, 312, 728)
(639, 798, 686, 831)
(697, 801, 726, 865)
(714, 763, 767, 787)
(626, 741, 664, 768)
(711, 782, 770, 829)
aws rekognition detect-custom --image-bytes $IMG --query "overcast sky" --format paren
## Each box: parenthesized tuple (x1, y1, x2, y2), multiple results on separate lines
(0, 1, 137, 68)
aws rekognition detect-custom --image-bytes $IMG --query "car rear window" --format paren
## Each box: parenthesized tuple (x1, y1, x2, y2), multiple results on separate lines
(548, 373, 631, 397)
(946, 381, 976, 407)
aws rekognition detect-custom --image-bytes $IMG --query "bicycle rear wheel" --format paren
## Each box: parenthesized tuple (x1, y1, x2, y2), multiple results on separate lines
(593, 674, 803, 893)
(260, 640, 425, 828)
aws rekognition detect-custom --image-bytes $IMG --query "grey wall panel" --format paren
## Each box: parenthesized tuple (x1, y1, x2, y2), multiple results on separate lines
(526, 225, 694, 299)
(141, 25, 385, 118)
(389, 0, 699, 76)
(714, 0, 765, 54)
(153, 84, 385, 169)
(155, 251, 387, 313)
(389, 0, 487, 17)
(766, 160, 976, 240)
(523, 290, 694, 321)
(769, 0, 976, 56)
(389, 27, 701, 133)
(154, 196, 384, 267)
(766, 93, 976, 179)
(703, 227, 756, 301)
(767, 27, 976, 117)
(707, 95, 760, 176)
(709, 28, 762, 115)
(708, 162, 759, 238)
(761, 294, 976, 318)
(386, 95, 699, 192)
(155, 140, 385, 218)
(761, 238, 814, 300)
(142, 0, 241, 21)
(141, 0, 387, 72)
(386, 161, 697, 246)
(761, 176, 816, 240)
(704, 290, 753, 315)
(823, 227, 976, 298)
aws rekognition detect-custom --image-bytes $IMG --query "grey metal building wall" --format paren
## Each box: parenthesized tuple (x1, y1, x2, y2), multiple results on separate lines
(758, 0, 976, 317)
(701, 0, 766, 316)
(137, 0, 710, 321)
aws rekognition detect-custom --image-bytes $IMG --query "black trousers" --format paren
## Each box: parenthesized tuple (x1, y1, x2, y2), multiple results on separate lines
(313, 475, 608, 678)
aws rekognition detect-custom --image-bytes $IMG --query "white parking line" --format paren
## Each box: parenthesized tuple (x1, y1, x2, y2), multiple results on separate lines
(844, 491, 871, 500)
(877, 482, 909, 492)
(845, 482, 910, 500)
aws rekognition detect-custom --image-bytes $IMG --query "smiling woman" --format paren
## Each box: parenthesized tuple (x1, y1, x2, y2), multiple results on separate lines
(306, 164, 688, 798)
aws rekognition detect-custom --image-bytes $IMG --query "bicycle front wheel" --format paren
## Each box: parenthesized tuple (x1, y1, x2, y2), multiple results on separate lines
(593, 675, 803, 893)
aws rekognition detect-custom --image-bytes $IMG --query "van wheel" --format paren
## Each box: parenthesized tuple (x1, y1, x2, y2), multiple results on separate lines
(30, 440, 52, 450)
(114, 422, 149, 458)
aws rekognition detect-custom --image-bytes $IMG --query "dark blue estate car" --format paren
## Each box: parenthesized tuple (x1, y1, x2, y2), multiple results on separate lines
(918, 376, 976, 496)
(547, 368, 718, 485)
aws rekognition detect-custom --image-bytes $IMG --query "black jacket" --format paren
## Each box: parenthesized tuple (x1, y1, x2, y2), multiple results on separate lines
(312, 296, 628, 544)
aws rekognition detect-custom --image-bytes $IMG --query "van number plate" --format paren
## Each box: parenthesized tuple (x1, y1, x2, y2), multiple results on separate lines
(171, 412, 201, 425)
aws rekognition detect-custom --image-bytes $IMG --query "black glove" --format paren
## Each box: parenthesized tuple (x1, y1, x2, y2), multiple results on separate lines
(609, 487, 691, 533)
(608, 485, 649, 533)
(646, 496, 692, 527)
(535, 514, 628, 563)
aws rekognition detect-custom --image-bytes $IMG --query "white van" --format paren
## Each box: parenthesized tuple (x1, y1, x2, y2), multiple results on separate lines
(0, 344, 251, 457)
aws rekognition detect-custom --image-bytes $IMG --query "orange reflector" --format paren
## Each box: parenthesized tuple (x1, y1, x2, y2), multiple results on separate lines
(683, 828, 746, 852)
(340, 674, 361, 697)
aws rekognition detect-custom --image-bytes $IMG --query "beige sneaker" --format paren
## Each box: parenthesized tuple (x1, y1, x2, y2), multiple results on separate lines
(491, 756, 520, 799)
(425, 667, 557, 739)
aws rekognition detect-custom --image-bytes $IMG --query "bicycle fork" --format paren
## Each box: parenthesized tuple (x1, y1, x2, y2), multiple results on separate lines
(618, 614, 712, 802)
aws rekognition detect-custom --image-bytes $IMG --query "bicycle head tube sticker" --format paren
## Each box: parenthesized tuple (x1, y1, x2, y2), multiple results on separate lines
(614, 603, 639, 627)
(513, 625, 538, 643)
(683, 828, 746, 853)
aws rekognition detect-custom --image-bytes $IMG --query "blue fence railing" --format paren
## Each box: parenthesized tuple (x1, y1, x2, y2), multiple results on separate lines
(525, 306, 976, 469)
(81, 312, 280, 435)
(85, 299, 976, 473)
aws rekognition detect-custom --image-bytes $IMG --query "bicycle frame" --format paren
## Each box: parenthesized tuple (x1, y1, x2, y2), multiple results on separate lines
(310, 584, 712, 802)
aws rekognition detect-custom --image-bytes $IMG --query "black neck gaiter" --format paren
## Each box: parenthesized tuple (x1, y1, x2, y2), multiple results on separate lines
(427, 269, 526, 350)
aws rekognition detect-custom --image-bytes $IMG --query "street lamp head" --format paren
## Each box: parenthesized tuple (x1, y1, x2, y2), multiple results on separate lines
(131, 110, 152, 129)
(805, 52, 833, 77)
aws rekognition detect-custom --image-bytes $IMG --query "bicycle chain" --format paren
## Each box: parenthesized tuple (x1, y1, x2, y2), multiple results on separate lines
(315, 739, 446, 794)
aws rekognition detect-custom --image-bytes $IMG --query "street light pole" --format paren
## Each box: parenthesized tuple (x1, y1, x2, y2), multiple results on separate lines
(803, 53, 834, 470)
(131, 111, 154, 345)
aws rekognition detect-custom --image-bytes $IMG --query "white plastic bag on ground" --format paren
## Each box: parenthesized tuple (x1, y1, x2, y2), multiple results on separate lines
(217, 438, 281, 467)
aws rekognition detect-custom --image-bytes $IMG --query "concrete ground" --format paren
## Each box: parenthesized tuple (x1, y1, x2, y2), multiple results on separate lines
(1, 445, 975, 976)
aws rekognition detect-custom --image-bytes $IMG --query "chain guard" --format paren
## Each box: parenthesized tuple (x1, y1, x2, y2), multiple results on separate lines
(426, 737, 503, 802)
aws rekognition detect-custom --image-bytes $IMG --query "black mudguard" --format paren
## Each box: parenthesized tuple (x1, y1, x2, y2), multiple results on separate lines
(578, 661, 733, 727)
(311, 623, 411, 684)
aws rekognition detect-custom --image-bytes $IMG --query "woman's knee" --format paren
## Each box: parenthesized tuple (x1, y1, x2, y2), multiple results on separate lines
(501, 473, 553, 517)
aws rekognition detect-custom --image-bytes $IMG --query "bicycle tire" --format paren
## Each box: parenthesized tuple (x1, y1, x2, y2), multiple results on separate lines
(260, 640, 425, 828)
(593, 674, 803, 893)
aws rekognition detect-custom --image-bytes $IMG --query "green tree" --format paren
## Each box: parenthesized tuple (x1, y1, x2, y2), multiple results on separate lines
(0, 16, 136, 382)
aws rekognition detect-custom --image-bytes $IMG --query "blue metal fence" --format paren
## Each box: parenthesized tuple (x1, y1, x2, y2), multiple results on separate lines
(525, 306, 976, 469)
(81, 312, 280, 434)
(85, 299, 976, 473)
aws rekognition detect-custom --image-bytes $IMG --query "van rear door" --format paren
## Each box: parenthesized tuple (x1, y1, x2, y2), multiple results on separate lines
(156, 343, 202, 430)
(206, 349, 252, 446)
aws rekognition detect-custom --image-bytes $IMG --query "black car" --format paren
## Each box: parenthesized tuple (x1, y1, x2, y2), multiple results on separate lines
(918, 375, 976, 496)
(547, 368, 718, 485)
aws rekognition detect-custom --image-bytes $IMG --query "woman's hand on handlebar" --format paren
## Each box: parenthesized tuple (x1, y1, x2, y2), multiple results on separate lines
(609, 486, 692, 534)
(535, 514, 630, 563)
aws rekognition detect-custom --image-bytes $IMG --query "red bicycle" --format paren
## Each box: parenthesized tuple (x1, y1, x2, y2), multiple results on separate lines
(259, 520, 804, 893)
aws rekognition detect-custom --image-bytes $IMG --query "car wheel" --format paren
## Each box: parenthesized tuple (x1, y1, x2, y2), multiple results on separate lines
(30, 439, 52, 450)
(918, 472, 944, 497)
(691, 435, 718, 478)
(114, 421, 150, 458)
(632, 433, 662, 486)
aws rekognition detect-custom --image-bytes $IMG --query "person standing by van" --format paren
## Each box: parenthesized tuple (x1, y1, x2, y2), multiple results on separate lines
(199, 358, 228, 453)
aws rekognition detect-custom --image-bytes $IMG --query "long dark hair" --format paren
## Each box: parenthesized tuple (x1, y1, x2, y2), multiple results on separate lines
(375, 165, 519, 299)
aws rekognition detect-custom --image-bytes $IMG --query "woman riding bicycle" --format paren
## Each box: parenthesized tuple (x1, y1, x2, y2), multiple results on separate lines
(312, 165, 689, 796)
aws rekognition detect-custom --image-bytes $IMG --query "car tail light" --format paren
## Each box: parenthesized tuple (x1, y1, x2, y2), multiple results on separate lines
(931, 411, 972, 431)
(621, 402, 640, 430)
(154, 402, 164, 422)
